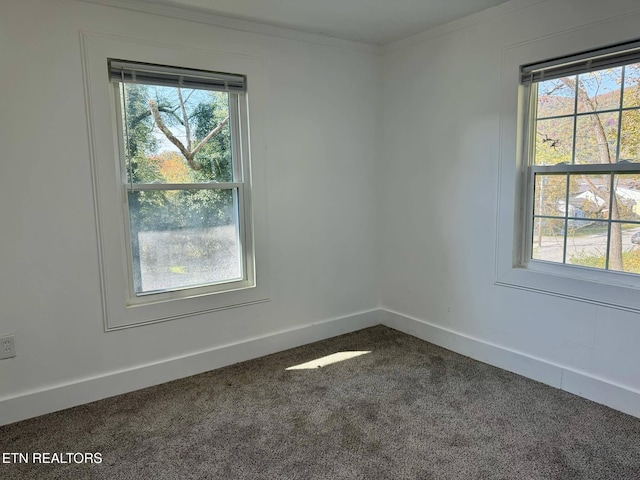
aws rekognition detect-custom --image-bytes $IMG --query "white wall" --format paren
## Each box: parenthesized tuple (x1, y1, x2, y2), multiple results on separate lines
(0, 0, 379, 424)
(380, 0, 640, 414)
(3, 0, 640, 426)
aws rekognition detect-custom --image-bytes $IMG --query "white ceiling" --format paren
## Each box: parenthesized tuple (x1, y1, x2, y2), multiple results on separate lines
(145, 0, 511, 45)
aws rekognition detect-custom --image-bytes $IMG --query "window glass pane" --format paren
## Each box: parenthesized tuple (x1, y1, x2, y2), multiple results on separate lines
(537, 78, 575, 118)
(575, 113, 618, 164)
(534, 117, 574, 165)
(622, 63, 640, 109)
(532, 217, 565, 263)
(613, 174, 640, 221)
(619, 110, 640, 162)
(534, 174, 567, 217)
(120, 83, 233, 184)
(568, 174, 611, 220)
(565, 220, 609, 269)
(611, 222, 640, 274)
(576, 67, 622, 113)
(128, 188, 242, 294)
(529, 59, 640, 279)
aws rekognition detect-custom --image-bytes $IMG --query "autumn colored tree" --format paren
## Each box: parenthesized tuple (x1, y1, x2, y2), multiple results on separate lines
(150, 151, 192, 184)
(621, 65, 640, 160)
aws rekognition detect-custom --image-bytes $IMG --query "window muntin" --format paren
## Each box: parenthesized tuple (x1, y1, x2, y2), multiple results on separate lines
(526, 56, 640, 275)
(111, 61, 252, 297)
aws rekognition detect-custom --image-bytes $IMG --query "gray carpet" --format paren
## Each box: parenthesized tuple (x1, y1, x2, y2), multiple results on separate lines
(2, 325, 640, 479)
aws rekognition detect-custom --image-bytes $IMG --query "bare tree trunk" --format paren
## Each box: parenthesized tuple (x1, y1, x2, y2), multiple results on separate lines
(538, 179, 543, 247)
(148, 98, 229, 172)
(561, 77, 624, 270)
(610, 199, 623, 270)
(177, 88, 192, 152)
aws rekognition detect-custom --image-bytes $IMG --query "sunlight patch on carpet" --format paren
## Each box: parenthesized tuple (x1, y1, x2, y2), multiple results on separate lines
(286, 351, 371, 370)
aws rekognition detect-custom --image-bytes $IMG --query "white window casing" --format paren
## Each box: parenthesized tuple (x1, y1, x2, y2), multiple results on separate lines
(496, 14, 640, 313)
(81, 31, 269, 330)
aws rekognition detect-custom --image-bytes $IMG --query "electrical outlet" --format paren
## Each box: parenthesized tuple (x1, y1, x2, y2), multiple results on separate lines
(0, 335, 16, 359)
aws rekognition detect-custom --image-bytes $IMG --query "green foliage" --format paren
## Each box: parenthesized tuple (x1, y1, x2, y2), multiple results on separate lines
(129, 189, 233, 232)
(122, 84, 157, 159)
(621, 73, 640, 161)
(570, 247, 640, 274)
(191, 93, 233, 183)
(569, 251, 606, 269)
(534, 175, 566, 216)
(121, 84, 233, 231)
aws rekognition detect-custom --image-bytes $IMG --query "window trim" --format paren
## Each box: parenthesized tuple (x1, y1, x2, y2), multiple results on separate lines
(496, 21, 640, 314)
(81, 31, 270, 330)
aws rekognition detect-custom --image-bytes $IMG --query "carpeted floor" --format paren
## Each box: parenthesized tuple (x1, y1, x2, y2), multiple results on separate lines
(2, 325, 640, 479)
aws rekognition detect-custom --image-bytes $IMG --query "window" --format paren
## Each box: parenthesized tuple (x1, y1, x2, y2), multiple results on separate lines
(81, 32, 269, 330)
(109, 60, 254, 302)
(496, 28, 640, 312)
(521, 40, 640, 276)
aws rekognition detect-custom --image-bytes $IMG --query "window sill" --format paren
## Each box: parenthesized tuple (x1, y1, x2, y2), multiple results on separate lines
(496, 262, 640, 313)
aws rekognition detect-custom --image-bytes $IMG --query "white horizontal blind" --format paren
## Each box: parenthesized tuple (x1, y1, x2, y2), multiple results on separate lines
(521, 38, 640, 85)
(109, 59, 246, 93)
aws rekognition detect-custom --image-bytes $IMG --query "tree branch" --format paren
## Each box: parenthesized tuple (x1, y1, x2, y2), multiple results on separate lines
(191, 116, 229, 158)
(540, 80, 567, 96)
(177, 88, 192, 152)
(148, 99, 200, 170)
(148, 100, 230, 172)
(132, 106, 183, 126)
(560, 77, 612, 164)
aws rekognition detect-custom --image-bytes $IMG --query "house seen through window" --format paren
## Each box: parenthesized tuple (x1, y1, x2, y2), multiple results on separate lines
(524, 46, 640, 274)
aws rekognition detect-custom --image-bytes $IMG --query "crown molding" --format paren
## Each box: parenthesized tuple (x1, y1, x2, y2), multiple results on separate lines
(381, 0, 548, 54)
(78, 0, 379, 55)
(76, 0, 551, 57)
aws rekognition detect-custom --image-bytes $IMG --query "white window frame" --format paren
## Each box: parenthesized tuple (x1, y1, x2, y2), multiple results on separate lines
(81, 32, 269, 330)
(111, 61, 254, 303)
(496, 16, 640, 314)
(521, 53, 640, 274)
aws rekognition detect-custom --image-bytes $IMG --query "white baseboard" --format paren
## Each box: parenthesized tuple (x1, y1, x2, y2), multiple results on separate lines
(5, 307, 638, 426)
(380, 308, 640, 419)
(0, 309, 381, 426)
